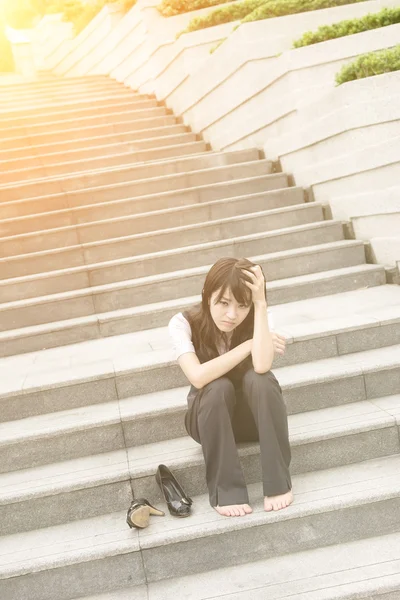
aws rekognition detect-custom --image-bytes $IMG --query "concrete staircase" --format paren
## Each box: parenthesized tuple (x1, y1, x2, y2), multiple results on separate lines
(0, 75, 400, 600)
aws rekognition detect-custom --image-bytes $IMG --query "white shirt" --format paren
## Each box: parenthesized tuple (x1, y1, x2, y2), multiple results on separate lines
(168, 310, 275, 361)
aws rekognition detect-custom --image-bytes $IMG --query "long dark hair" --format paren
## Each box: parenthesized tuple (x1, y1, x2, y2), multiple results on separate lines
(184, 257, 266, 369)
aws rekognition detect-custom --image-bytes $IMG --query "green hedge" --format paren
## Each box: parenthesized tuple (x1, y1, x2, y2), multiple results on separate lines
(158, 0, 232, 18)
(177, 0, 263, 36)
(336, 43, 400, 84)
(179, 0, 368, 36)
(58, 0, 137, 35)
(293, 7, 400, 47)
(242, 0, 367, 24)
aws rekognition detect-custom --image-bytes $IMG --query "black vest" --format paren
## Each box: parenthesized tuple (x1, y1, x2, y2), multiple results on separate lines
(182, 309, 252, 385)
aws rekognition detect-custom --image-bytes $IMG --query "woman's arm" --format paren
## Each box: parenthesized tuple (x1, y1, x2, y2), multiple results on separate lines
(252, 300, 274, 373)
(178, 339, 252, 390)
(242, 265, 275, 374)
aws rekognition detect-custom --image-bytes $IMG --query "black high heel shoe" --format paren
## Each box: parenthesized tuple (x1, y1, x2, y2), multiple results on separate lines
(126, 497, 165, 529)
(156, 464, 193, 518)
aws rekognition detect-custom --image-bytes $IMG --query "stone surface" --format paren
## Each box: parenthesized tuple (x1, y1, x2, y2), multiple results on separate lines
(1, 68, 399, 600)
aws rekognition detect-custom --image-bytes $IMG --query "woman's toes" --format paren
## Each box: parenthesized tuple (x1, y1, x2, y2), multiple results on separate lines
(215, 503, 254, 517)
(264, 500, 274, 512)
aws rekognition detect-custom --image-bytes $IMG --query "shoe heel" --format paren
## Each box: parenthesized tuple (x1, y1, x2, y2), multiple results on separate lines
(148, 506, 165, 516)
(128, 505, 150, 529)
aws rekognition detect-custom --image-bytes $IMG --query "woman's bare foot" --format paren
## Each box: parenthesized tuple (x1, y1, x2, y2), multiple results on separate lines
(264, 489, 293, 512)
(214, 504, 253, 517)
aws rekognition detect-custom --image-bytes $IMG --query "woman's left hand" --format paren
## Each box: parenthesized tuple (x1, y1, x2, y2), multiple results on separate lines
(242, 265, 266, 305)
(271, 332, 286, 355)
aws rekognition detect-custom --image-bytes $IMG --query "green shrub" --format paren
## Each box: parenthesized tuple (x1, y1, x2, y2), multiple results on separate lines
(158, 0, 232, 18)
(178, 0, 368, 36)
(177, 0, 263, 37)
(242, 0, 367, 24)
(293, 7, 400, 47)
(335, 44, 400, 84)
(58, 0, 136, 35)
(63, 0, 105, 34)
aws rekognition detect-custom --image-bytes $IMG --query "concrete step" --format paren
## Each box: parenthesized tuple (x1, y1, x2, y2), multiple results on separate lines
(0, 177, 291, 256)
(0, 84, 130, 109)
(0, 114, 180, 150)
(1, 175, 298, 242)
(0, 84, 130, 107)
(0, 148, 261, 203)
(0, 158, 273, 207)
(2, 256, 397, 359)
(0, 75, 122, 97)
(1, 308, 399, 463)
(74, 532, 400, 600)
(0, 105, 171, 139)
(74, 591, 144, 600)
(90, 262, 386, 339)
(0, 197, 322, 280)
(0, 242, 369, 330)
(0, 87, 137, 111)
(0, 187, 305, 277)
(0, 288, 396, 424)
(0, 212, 344, 301)
(0, 395, 399, 535)
(1, 453, 400, 599)
(0, 139, 206, 184)
(0, 264, 385, 347)
(0, 93, 153, 123)
(0, 124, 190, 161)
(0, 98, 158, 130)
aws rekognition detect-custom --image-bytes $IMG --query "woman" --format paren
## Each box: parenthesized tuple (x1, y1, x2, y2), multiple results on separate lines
(168, 257, 293, 518)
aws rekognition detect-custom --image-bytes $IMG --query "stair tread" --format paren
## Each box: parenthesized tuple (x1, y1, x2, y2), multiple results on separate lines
(0, 244, 370, 310)
(0, 126, 190, 161)
(1, 453, 400, 578)
(0, 148, 256, 188)
(0, 113, 178, 145)
(0, 185, 300, 246)
(0, 396, 398, 492)
(0, 106, 168, 138)
(0, 299, 399, 394)
(0, 71, 398, 599)
(74, 590, 145, 600)
(0, 270, 395, 344)
(0, 94, 141, 114)
(0, 174, 286, 230)
(0, 145, 238, 187)
(113, 532, 400, 600)
(0, 99, 157, 129)
(1, 141, 205, 182)
(1, 159, 274, 202)
(0, 209, 328, 272)
(0, 217, 340, 285)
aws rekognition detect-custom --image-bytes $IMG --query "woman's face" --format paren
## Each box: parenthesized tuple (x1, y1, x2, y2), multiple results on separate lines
(209, 287, 251, 333)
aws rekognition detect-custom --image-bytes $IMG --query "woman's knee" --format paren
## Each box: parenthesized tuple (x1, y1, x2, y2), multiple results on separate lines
(242, 368, 283, 396)
(200, 377, 236, 410)
(244, 368, 273, 385)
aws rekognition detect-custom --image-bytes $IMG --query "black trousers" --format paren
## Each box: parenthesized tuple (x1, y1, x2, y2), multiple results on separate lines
(184, 368, 292, 507)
